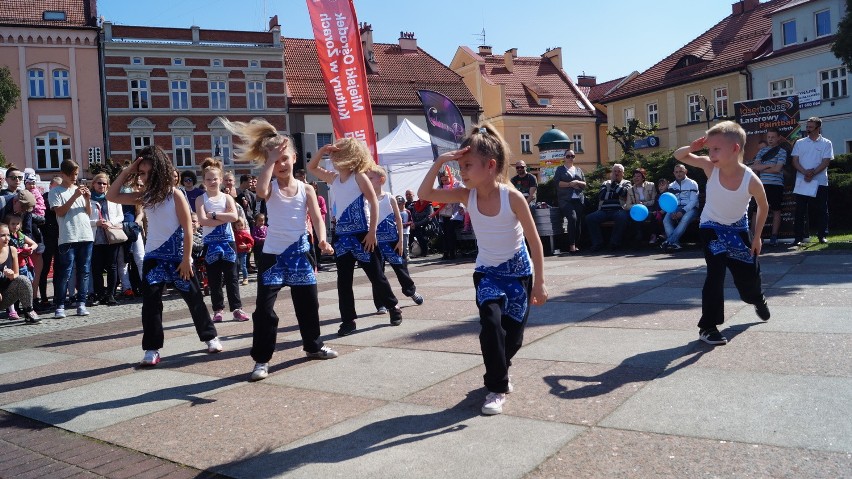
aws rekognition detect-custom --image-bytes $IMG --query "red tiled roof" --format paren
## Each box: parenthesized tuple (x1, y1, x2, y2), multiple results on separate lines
(0, 0, 96, 28)
(602, 0, 787, 103)
(479, 55, 595, 117)
(587, 76, 626, 103)
(284, 37, 479, 111)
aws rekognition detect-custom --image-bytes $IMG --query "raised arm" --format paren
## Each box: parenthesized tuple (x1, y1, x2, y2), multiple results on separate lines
(106, 157, 144, 206)
(673, 137, 714, 178)
(255, 143, 284, 201)
(417, 147, 470, 205)
(307, 144, 339, 184)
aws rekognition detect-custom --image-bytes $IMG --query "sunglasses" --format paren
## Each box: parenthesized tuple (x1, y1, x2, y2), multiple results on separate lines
(95, 181, 109, 186)
(565, 155, 576, 159)
(182, 178, 194, 182)
(9, 176, 24, 180)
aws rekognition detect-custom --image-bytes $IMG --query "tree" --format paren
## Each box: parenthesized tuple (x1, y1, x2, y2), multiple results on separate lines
(0, 66, 22, 167)
(606, 118, 658, 159)
(832, 0, 852, 69)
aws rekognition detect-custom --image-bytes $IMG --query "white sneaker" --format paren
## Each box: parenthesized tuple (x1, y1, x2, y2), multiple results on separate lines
(140, 350, 160, 366)
(481, 392, 507, 415)
(54, 308, 66, 319)
(250, 362, 269, 381)
(305, 346, 339, 360)
(206, 337, 223, 353)
(76, 305, 90, 316)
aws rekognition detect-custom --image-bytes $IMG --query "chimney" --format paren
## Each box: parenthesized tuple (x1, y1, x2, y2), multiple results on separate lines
(577, 75, 597, 87)
(399, 31, 417, 51)
(732, 1, 743, 15)
(744, 0, 759, 12)
(478, 45, 492, 56)
(103, 20, 113, 41)
(360, 23, 378, 68)
(543, 47, 562, 70)
(191, 25, 200, 44)
(503, 48, 516, 72)
(268, 15, 279, 30)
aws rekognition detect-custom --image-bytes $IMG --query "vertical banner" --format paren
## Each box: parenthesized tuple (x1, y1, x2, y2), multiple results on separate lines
(417, 90, 466, 160)
(306, 0, 377, 161)
(734, 95, 801, 240)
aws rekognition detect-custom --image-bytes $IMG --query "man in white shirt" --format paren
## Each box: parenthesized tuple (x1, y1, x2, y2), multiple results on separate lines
(791, 116, 833, 245)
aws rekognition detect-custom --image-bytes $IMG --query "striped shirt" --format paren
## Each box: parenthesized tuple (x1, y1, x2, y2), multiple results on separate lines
(754, 146, 787, 186)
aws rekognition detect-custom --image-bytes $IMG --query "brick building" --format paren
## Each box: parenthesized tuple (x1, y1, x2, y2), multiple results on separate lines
(0, 0, 104, 175)
(101, 17, 286, 173)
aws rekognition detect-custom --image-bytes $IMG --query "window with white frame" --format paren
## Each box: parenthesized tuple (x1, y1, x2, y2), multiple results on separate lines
(132, 57, 143, 65)
(687, 94, 701, 122)
(173, 135, 193, 167)
(714, 87, 729, 118)
(209, 81, 227, 110)
(132, 135, 152, 158)
(211, 134, 232, 165)
(624, 106, 635, 126)
(129, 79, 149, 109)
(782, 20, 796, 46)
(52, 69, 70, 98)
(34, 131, 71, 170)
(820, 67, 848, 99)
(249, 60, 260, 68)
(172, 58, 184, 66)
(211, 59, 222, 67)
(247, 81, 264, 110)
(770, 78, 794, 97)
(572, 134, 584, 153)
(520, 134, 531, 154)
(647, 102, 659, 126)
(28, 69, 45, 98)
(170, 79, 190, 110)
(815, 10, 831, 37)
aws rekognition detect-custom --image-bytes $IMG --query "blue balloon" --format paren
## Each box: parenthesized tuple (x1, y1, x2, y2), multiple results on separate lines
(630, 204, 649, 222)
(659, 192, 679, 214)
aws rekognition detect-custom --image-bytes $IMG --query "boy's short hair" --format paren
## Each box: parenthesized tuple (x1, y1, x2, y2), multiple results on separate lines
(60, 159, 79, 176)
(706, 120, 746, 149)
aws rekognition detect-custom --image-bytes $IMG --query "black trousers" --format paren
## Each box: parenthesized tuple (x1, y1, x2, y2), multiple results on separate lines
(474, 273, 531, 394)
(39, 235, 58, 300)
(794, 186, 829, 242)
(440, 217, 460, 258)
(251, 252, 323, 363)
(372, 256, 416, 310)
(559, 199, 584, 246)
(698, 228, 765, 330)
(141, 259, 217, 350)
(336, 247, 397, 325)
(206, 244, 242, 312)
(91, 243, 120, 299)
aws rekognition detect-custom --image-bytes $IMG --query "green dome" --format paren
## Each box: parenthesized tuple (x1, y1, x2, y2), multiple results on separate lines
(535, 126, 573, 150)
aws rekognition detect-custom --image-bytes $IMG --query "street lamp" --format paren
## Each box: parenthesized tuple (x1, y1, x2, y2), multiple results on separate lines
(696, 94, 716, 129)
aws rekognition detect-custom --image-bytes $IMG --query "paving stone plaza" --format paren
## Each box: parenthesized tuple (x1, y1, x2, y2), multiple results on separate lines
(0, 248, 850, 478)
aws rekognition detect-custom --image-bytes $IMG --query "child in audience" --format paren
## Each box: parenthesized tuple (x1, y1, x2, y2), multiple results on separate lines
(234, 218, 254, 286)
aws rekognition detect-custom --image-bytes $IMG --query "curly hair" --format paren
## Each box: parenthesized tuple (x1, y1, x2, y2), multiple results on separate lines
(331, 137, 373, 173)
(459, 122, 512, 184)
(220, 118, 293, 165)
(137, 145, 176, 208)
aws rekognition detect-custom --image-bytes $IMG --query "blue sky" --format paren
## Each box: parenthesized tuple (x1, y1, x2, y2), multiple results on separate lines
(99, 0, 735, 82)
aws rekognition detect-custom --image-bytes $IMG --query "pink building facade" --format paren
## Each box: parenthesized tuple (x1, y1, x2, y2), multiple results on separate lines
(0, 0, 104, 175)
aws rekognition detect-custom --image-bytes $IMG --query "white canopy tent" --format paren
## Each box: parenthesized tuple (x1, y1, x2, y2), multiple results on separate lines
(376, 119, 436, 196)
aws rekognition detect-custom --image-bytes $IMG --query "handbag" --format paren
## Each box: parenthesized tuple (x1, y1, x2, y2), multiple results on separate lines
(98, 203, 128, 244)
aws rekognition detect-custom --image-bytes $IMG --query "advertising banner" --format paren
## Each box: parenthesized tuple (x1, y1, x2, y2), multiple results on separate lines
(417, 89, 467, 160)
(306, 0, 377, 161)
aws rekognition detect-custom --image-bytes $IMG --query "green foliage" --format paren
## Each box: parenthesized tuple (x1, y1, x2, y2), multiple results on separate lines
(88, 158, 128, 182)
(606, 118, 658, 158)
(829, 153, 852, 229)
(831, 0, 852, 69)
(0, 66, 22, 169)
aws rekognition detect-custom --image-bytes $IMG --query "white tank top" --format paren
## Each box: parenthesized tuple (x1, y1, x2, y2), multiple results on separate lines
(263, 178, 308, 255)
(468, 184, 524, 268)
(201, 192, 234, 240)
(700, 167, 757, 225)
(144, 192, 181, 253)
(377, 193, 394, 222)
(331, 173, 370, 233)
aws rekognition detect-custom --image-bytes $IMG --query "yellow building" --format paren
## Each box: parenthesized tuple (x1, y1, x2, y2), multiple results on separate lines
(601, 0, 785, 161)
(450, 46, 599, 172)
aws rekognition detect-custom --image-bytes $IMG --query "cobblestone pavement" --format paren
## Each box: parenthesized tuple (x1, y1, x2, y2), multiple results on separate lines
(1, 249, 850, 478)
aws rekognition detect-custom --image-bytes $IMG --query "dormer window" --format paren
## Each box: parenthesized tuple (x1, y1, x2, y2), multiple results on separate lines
(674, 55, 702, 69)
(42, 11, 67, 21)
(782, 20, 796, 46)
(538, 98, 550, 106)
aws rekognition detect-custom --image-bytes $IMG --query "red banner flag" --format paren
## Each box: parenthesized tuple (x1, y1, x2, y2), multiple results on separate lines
(306, 0, 377, 161)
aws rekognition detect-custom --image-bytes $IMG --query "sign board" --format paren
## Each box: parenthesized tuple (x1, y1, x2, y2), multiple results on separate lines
(538, 149, 567, 184)
(633, 136, 660, 150)
(797, 88, 821, 108)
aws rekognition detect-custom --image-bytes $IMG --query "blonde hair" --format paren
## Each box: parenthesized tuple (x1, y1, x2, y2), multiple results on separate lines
(369, 163, 387, 178)
(706, 120, 746, 149)
(459, 122, 512, 183)
(200, 157, 223, 178)
(92, 172, 109, 185)
(330, 137, 373, 173)
(220, 118, 294, 165)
